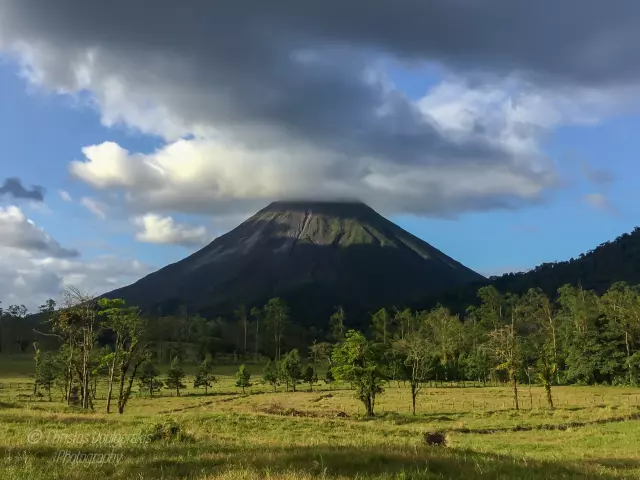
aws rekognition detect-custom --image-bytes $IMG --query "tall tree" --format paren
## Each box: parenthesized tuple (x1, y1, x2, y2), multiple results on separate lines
(250, 306, 261, 361)
(36, 352, 56, 401)
(302, 364, 316, 392)
(281, 349, 303, 392)
(475, 286, 506, 332)
(393, 324, 433, 415)
(330, 306, 346, 342)
(393, 307, 414, 341)
(262, 360, 279, 392)
(520, 288, 561, 384)
(165, 357, 186, 396)
(424, 306, 461, 382)
(138, 361, 162, 397)
(194, 358, 216, 394)
(557, 285, 603, 384)
(264, 298, 289, 361)
(486, 294, 524, 410)
(371, 308, 391, 344)
(309, 342, 333, 369)
(235, 364, 252, 393)
(519, 289, 558, 407)
(234, 305, 249, 355)
(332, 330, 385, 416)
(98, 298, 148, 414)
(53, 287, 99, 409)
(601, 282, 640, 385)
(32, 343, 41, 396)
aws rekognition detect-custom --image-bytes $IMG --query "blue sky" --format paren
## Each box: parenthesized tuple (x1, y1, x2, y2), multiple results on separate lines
(0, 1, 638, 308)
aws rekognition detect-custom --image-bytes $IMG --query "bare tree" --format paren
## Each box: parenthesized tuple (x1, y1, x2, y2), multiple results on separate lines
(54, 286, 99, 409)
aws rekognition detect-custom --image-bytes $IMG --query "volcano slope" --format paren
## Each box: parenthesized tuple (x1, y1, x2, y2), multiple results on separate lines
(105, 201, 485, 324)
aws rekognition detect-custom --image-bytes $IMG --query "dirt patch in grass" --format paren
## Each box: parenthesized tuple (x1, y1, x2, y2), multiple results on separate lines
(311, 393, 334, 403)
(449, 413, 640, 435)
(258, 402, 349, 418)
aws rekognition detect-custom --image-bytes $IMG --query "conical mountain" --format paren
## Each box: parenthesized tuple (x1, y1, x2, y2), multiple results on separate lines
(105, 201, 484, 324)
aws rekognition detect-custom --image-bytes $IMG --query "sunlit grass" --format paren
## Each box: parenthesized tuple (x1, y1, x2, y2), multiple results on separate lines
(2, 355, 640, 479)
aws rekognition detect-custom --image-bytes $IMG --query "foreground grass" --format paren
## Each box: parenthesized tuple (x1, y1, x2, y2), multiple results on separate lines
(2, 359, 640, 479)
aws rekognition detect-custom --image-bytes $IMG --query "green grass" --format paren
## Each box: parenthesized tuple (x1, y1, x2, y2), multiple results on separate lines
(2, 356, 640, 479)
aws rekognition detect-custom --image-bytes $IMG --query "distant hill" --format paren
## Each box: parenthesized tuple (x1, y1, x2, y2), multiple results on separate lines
(491, 227, 640, 296)
(103, 200, 484, 324)
(424, 226, 640, 313)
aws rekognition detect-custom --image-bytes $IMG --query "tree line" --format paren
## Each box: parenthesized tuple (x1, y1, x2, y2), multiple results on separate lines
(12, 281, 640, 417)
(252, 281, 640, 416)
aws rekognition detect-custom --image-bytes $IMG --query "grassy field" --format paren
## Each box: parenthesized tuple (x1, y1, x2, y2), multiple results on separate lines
(1, 356, 640, 479)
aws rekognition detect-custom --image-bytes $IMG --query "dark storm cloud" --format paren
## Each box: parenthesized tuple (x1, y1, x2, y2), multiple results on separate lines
(1, 0, 636, 216)
(0, 178, 44, 201)
(3, 0, 638, 85)
(0, 1, 518, 161)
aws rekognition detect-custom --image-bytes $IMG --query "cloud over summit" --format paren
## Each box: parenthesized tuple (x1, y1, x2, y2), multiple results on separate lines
(2, 0, 639, 218)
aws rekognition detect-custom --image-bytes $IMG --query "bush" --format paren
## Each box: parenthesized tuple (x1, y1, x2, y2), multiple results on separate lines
(143, 419, 194, 443)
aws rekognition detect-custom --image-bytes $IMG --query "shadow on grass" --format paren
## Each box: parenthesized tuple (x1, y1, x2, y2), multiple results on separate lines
(1, 442, 635, 479)
(0, 412, 113, 425)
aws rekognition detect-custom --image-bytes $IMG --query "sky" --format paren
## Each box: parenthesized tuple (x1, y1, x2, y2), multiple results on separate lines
(1, 0, 640, 310)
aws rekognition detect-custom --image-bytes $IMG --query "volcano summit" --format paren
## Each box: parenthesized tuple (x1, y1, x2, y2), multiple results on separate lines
(104, 201, 484, 323)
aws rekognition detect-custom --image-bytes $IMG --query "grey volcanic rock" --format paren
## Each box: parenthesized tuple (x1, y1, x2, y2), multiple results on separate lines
(104, 201, 484, 323)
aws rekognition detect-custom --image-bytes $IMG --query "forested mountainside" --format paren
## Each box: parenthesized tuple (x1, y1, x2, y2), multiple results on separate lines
(424, 227, 640, 314)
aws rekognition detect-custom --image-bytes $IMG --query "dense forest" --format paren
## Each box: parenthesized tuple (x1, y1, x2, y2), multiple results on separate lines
(4, 226, 640, 416)
(5, 279, 640, 416)
(419, 226, 640, 315)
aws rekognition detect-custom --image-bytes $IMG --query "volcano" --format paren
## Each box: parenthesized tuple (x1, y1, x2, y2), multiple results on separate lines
(104, 201, 484, 323)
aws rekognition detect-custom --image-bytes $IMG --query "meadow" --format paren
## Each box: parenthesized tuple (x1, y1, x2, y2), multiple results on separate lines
(1, 356, 640, 479)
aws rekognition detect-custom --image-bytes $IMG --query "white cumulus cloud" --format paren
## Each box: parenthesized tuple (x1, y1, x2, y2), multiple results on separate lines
(134, 214, 211, 247)
(0, 205, 78, 258)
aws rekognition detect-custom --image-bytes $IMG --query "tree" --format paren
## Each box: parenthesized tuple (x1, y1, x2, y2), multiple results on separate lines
(393, 324, 434, 415)
(463, 349, 492, 386)
(475, 286, 507, 332)
(98, 298, 148, 414)
(371, 308, 391, 344)
(264, 298, 289, 361)
(330, 306, 346, 342)
(235, 364, 252, 393)
(324, 368, 335, 389)
(194, 358, 216, 394)
(332, 330, 385, 416)
(382, 346, 409, 387)
(557, 285, 603, 384)
(601, 282, 640, 385)
(234, 305, 249, 355)
(52, 286, 100, 409)
(309, 341, 333, 369)
(38, 299, 57, 316)
(423, 306, 461, 382)
(486, 295, 524, 411)
(33, 343, 41, 396)
(250, 306, 261, 361)
(281, 349, 303, 392)
(262, 360, 279, 392)
(138, 361, 162, 397)
(165, 357, 186, 396)
(302, 364, 316, 391)
(520, 289, 558, 407)
(393, 307, 414, 341)
(520, 288, 561, 385)
(36, 352, 56, 401)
